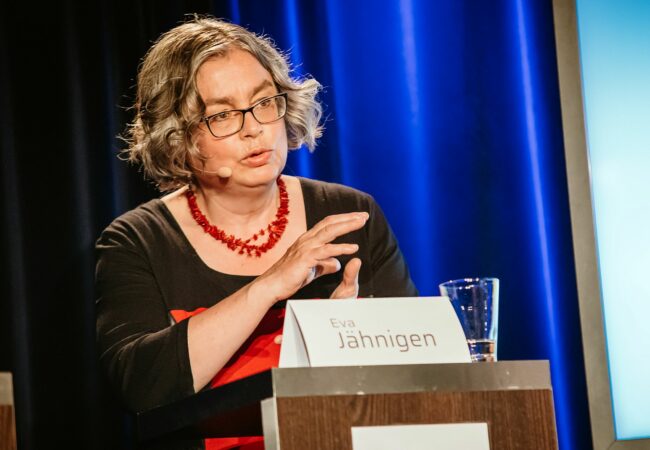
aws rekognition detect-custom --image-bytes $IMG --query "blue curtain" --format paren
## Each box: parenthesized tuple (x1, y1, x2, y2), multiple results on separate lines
(224, 0, 591, 448)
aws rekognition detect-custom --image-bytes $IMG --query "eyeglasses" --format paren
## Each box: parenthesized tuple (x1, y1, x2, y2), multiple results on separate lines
(201, 92, 288, 138)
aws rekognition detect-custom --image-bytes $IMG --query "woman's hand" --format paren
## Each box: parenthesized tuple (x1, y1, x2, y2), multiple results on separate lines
(254, 212, 368, 303)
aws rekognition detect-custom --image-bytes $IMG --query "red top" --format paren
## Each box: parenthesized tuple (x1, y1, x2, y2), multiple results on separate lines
(170, 307, 285, 450)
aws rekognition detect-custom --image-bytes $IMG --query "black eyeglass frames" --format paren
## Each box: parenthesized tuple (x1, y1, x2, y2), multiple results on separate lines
(202, 92, 288, 138)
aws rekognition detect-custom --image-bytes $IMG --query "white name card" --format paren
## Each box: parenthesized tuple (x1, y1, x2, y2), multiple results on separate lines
(279, 297, 471, 367)
(351, 423, 491, 450)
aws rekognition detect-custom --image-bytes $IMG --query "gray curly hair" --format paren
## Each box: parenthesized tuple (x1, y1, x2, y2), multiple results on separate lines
(123, 16, 323, 191)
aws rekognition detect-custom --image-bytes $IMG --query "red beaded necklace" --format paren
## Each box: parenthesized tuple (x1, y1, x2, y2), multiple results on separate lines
(185, 177, 289, 257)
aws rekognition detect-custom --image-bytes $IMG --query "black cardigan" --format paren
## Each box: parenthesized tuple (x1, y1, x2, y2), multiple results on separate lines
(95, 177, 418, 415)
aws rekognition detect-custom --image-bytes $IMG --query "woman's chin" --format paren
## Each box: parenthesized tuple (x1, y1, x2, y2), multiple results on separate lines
(235, 164, 283, 187)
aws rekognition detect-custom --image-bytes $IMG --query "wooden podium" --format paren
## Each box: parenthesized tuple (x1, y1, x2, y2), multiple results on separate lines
(0, 372, 16, 450)
(138, 361, 558, 449)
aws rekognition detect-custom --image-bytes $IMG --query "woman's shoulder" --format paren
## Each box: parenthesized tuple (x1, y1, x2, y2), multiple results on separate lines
(296, 176, 375, 207)
(96, 198, 171, 249)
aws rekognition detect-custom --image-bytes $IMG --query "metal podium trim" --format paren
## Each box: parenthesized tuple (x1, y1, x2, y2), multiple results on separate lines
(270, 360, 550, 397)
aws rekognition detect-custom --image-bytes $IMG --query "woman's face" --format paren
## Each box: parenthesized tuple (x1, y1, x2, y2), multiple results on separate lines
(192, 48, 288, 188)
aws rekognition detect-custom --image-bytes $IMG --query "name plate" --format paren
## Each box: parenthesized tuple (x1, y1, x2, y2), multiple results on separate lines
(351, 423, 490, 450)
(279, 297, 471, 367)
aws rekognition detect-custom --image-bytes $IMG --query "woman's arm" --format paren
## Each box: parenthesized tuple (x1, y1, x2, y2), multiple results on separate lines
(187, 211, 368, 391)
(97, 211, 369, 410)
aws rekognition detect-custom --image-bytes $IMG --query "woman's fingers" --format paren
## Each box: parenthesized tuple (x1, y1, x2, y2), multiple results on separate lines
(256, 212, 368, 303)
(312, 243, 359, 261)
(310, 245, 358, 280)
(330, 258, 362, 299)
(314, 258, 342, 278)
(311, 213, 368, 245)
(342, 258, 362, 285)
(305, 212, 369, 239)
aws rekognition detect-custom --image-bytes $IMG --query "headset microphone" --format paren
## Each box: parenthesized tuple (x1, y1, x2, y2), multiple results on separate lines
(216, 167, 233, 178)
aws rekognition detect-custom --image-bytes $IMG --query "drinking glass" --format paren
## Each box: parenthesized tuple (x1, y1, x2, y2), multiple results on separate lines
(439, 277, 499, 362)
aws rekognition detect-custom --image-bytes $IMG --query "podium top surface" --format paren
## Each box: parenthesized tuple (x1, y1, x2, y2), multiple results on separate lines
(137, 361, 551, 441)
(266, 360, 550, 397)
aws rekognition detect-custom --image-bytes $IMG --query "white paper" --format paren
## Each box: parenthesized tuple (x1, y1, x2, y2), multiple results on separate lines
(279, 297, 470, 368)
(351, 423, 490, 450)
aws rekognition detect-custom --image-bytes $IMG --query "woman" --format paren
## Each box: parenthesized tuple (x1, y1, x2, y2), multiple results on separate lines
(96, 16, 417, 450)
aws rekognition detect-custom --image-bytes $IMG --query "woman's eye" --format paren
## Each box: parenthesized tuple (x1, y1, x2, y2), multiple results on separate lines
(258, 98, 273, 108)
(212, 111, 232, 122)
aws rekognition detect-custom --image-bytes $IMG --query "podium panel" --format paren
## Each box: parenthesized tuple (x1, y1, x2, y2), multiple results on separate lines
(267, 390, 555, 449)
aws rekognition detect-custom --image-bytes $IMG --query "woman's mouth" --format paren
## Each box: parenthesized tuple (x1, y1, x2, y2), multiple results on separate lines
(242, 149, 272, 167)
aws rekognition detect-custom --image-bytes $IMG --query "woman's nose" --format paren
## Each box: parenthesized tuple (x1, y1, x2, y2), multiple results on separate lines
(240, 110, 263, 138)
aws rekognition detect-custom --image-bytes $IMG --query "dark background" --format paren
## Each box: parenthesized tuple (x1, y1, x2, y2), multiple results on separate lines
(0, 2, 230, 448)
